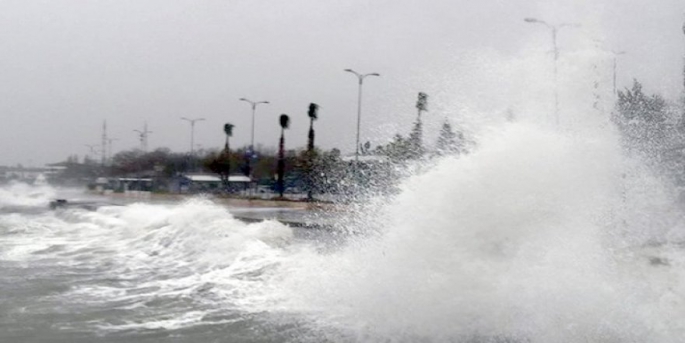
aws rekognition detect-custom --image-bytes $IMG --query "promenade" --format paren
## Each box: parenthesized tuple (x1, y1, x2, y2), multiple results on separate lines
(96, 191, 343, 229)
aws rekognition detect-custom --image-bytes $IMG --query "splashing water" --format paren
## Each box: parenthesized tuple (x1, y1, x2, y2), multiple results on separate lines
(0, 195, 298, 340)
(269, 123, 685, 342)
(3, 122, 685, 342)
(0, 181, 57, 208)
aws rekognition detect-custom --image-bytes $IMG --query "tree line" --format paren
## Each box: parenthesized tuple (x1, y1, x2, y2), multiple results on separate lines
(612, 78, 685, 185)
(52, 92, 469, 197)
(50, 79, 685, 196)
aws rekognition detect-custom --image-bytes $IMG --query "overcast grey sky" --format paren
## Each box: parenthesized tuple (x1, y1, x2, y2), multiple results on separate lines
(0, 0, 683, 166)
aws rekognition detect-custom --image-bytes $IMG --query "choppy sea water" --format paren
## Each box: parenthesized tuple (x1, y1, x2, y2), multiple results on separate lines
(3, 124, 685, 342)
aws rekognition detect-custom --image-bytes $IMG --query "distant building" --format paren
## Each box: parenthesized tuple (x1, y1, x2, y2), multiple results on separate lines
(169, 173, 253, 193)
(115, 177, 154, 192)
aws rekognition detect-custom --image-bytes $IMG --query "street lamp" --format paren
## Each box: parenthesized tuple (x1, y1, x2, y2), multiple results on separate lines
(682, 17, 685, 93)
(239, 98, 269, 153)
(525, 17, 580, 126)
(107, 138, 118, 165)
(593, 39, 626, 106)
(180, 117, 205, 155)
(133, 122, 152, 152)
(610, 50, 627, 96)
(84, 144, 98, 161)
(344, 69, 380, 163)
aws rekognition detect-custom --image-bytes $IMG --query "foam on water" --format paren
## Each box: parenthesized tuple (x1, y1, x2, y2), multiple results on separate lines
(266, 123, 685, 342)
(2, 72, 685, 342)
(0, 196, 296, 333)
(2, 120, 685, 341)
(0, 181, 56, 207)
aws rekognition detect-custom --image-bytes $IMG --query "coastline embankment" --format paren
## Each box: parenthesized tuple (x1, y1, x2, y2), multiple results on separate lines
(95, 191, 345, 229)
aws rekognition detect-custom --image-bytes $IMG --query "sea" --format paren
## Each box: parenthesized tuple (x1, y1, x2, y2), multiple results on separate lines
(2, 123, 685, 342)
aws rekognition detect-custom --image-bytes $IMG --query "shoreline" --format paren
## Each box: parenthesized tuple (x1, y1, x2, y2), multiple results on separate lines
(93, 191, 345, 229)
(100, 191, 343, 210)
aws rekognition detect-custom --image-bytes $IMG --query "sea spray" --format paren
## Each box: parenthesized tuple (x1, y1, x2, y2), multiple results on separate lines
(0, 196, 296, 333)
(2, 122, 685, 341)
(0, 181, 56, 208)
(271, 122, 685, 342)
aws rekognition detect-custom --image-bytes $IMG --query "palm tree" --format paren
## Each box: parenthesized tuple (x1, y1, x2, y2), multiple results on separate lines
(277, 114, 290, 198)
(416, 92, 428, 118)
(223, 123, 234, 150)
(307, 103, 318, 150)
(410, 92, 428, 158)
(219, 123, 234, 189)
(306, 103, 319, 200)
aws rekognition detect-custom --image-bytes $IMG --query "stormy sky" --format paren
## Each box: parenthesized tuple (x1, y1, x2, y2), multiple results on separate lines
(0, 0, 683, 166)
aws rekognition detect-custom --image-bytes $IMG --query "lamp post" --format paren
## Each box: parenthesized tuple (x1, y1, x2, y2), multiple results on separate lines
(180, 117, 205, 155)
(239, 98, 269, 153)
(239, 99, 268, 195)
(133, 122, 152, 152)
(84, 144, 98, 162)
(682, 17, 685, 93)
(611, 50, 626, 97)
(345, 69, 380, 163)
(107, 138, 118, 165)
(593, 39, 626, 101)
(524, 17, 579, 126)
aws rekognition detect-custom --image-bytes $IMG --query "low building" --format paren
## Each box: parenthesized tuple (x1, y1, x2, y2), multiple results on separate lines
(116, 177, 154, 192)
(169, 173, 253, 193)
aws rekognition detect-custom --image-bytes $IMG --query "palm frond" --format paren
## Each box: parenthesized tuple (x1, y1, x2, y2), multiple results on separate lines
(279, 114, 290, 129)
(308, 103, 319, 120)
(224, 123, 234, 137)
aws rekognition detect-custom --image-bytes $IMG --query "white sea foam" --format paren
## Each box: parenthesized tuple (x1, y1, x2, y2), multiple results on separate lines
(0, 196, 295, 332)
(268, 123, 685, 342)
(2, 121, 685, 342)
(2, 79, 685, 342)
(0, 181, 56, 207)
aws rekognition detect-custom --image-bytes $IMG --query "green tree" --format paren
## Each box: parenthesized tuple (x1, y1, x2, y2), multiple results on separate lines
(436, 120, 466, 156)
(614, 79, 669, 155)
(376, 134, 413, 162)
(204, 124, 234, 190)
(314, 148, 344, 193)
(111, 150, 145, 174)
(408, 121, 424, 159)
